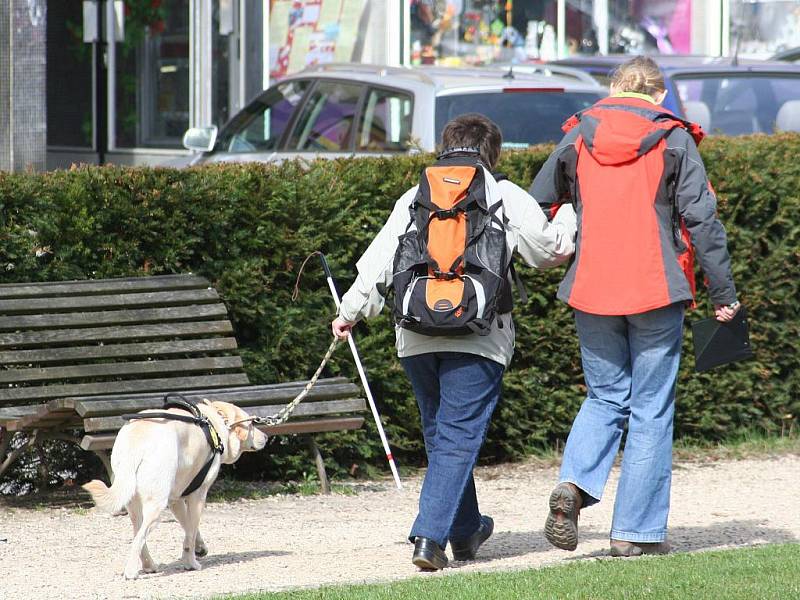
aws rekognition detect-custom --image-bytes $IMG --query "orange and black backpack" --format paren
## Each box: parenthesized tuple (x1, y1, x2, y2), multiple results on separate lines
(392, 148, 515, 336)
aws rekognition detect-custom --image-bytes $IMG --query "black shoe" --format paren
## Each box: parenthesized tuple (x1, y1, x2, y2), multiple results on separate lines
(412, 537, 448, 570)
(450, 515, 495, 561)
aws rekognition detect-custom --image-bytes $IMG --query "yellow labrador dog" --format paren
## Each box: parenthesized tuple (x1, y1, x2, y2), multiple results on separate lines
(83, 399, 267, 579)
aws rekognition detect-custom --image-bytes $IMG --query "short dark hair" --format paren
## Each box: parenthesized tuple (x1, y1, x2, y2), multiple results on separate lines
(440, 113, 503, 169)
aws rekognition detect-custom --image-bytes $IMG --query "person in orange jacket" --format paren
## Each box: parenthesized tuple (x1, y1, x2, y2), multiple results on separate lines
(530, 56, 741, 557)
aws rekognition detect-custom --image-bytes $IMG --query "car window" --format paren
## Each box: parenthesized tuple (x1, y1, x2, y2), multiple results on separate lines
(673, 75, 800, 135)
(287, 81, 364, 152)
(215, 80, 310, 153)
(356, 88, 414, 152)
(435, 91, 601, 148)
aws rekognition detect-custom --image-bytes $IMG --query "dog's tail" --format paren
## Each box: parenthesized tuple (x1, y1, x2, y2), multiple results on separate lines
(82, 446, 138, 514)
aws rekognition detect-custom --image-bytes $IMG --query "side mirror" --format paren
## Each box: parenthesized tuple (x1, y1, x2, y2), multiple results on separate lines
(182, 126, 218, 152)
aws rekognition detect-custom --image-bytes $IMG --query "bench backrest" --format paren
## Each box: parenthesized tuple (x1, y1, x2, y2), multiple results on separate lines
(0, 275, 250, 407)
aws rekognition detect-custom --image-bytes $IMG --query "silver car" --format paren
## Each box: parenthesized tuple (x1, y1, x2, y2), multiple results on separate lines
(180, 63, 606, 166)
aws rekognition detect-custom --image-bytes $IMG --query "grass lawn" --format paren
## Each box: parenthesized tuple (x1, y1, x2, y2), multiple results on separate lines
(219, 543, 800, 600)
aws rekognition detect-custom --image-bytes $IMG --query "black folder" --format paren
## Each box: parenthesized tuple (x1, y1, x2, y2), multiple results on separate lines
(691, 306, 753, 372)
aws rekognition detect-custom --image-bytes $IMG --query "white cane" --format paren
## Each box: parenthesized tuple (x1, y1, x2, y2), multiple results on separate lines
(320, 253, 403, 490)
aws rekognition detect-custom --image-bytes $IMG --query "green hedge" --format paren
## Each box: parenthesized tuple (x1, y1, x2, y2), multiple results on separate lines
(1, 134, 798, 485)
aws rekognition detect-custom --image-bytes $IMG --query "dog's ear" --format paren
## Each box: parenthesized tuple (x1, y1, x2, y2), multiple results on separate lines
(211, 401, 236, 427)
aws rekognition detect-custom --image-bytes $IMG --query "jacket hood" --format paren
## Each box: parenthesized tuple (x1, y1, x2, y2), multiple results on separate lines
(562, 96, 705, 166)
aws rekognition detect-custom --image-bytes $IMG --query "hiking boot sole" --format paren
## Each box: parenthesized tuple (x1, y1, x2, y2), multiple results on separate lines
(544, 484, 579, 551)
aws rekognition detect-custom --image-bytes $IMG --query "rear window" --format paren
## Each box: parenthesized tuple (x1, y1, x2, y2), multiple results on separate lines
(435, 91, 601, 148)
(673, 74, 800, 135)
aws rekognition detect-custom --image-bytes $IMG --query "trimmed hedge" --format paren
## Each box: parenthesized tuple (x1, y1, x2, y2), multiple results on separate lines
(1, 134, 798, 486)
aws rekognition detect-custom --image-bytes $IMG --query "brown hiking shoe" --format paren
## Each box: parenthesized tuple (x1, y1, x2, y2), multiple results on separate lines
(609, 539, 671, 557)
(544, 482, 582, 551)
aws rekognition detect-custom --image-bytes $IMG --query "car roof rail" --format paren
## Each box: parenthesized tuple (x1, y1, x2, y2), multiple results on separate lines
(491, 63, 603, 86)
(303, 62, 435, 84)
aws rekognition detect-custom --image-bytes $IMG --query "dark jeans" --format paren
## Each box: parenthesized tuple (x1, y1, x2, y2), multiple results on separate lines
(401, 352, 504, 549)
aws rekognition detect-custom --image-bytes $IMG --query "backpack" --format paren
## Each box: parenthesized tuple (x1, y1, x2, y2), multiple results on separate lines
(392, 148, 514, 336)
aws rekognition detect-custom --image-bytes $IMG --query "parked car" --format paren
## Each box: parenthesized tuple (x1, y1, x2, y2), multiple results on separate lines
(551, 55, 800, 135)
(176, 63, 606, 166)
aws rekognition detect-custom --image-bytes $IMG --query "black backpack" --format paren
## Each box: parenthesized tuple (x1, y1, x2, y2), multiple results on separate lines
(392, 148, 515, 336)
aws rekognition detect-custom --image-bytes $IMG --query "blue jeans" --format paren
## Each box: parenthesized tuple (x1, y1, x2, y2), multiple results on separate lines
(401, 352, 504, 549)
(560, 303, 684, 543)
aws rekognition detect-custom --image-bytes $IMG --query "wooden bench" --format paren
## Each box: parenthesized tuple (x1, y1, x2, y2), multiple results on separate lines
(0, 274, 365, 493)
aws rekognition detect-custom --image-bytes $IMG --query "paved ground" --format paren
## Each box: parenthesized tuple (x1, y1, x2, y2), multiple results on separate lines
(0, 454, 798, 600)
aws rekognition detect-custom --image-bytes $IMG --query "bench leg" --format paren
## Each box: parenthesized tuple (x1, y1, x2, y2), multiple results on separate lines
(34, 442, 50, 490)
(93, 450, 114, 484)
(0, 431, 38, 481)
(0, 427, 9, 467)
(305, 436, 331, 495)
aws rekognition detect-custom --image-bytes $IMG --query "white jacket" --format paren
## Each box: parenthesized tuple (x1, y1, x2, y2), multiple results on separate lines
(338, 173, 576, 367)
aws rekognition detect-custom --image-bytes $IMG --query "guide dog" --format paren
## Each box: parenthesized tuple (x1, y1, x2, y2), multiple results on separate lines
(83, 399, 267, 579)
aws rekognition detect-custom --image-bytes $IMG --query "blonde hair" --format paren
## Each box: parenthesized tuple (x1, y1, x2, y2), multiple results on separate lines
(610, 56, 665, 97)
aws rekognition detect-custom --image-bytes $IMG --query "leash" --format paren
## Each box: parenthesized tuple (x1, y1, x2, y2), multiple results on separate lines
(228, 337, 340, 428)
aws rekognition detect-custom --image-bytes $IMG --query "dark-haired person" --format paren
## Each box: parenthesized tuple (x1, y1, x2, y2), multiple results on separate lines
(331, 114, 576, 570)
(531, 56, 741, 557)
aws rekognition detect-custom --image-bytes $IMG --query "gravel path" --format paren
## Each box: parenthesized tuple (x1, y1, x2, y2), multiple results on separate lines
(1, 454, 798, 600)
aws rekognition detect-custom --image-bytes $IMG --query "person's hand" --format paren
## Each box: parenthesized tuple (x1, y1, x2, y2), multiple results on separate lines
(331, 316, 355, 340)
(714, 301, 741, 323)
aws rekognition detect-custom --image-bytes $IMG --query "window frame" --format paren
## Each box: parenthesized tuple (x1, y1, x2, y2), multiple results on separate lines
(354, 85, 416, 154)
(211, 77, 314, 155)
(282, 77, 369, 154)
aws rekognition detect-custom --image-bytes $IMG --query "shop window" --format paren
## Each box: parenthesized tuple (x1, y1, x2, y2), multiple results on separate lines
(46, 2, 93, 148)
(357, 89, 414, 152)
(215, 80, 311, 153)
(115, 0, 190, 148)
(731, 0, 800, 58)
(287, 81, 364, 152)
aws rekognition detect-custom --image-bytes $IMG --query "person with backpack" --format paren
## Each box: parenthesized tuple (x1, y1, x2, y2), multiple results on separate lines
(331, 113, 576, 570)
(530, 56, 741, 557)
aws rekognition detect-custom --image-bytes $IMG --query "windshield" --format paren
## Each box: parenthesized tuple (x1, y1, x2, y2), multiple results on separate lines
(673, 74, 800, 135)
(215, 80, 310, 153)
(435, 91, 602, 148)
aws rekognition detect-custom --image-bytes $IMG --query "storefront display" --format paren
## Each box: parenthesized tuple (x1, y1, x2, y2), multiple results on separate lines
(269, 0, 372, 78)
(408, 0, 700, 65)
(731, 0, 800, 58)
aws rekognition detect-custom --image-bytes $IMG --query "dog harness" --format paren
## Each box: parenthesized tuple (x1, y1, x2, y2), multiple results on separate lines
(122, 393, 225, 497)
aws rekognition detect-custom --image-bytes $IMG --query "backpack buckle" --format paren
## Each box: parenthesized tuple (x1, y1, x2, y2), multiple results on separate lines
(433, 208, 460, 220)
(433, 270, 459, 281)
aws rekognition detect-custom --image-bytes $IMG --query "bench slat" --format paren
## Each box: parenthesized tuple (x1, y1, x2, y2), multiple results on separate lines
(0, 373, 250, 404)
(71, 382, 362, 416)
(0, 321, 233, 349)
(82, 398, 366, 432)
(80, 417, 366, 451)
(0, 289, 220, 315)
(0, 338, 239, 366)
(0, 356, 244, 384)
(0, 304, 229, 332)
(0, 275, 210, 299)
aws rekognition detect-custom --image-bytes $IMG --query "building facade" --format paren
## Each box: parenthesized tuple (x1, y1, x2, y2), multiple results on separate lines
(18, 0, 800, 169)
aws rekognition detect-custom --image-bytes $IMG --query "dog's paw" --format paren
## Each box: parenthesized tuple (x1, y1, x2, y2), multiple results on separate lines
(141, 563, 159, 574)
(182, 559, 202, 571)
(195, 541, 208, 557)
(123, 568, 140, 580)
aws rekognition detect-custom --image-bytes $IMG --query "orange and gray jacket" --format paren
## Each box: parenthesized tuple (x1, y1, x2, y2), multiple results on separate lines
(530, 95, 737, 316)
